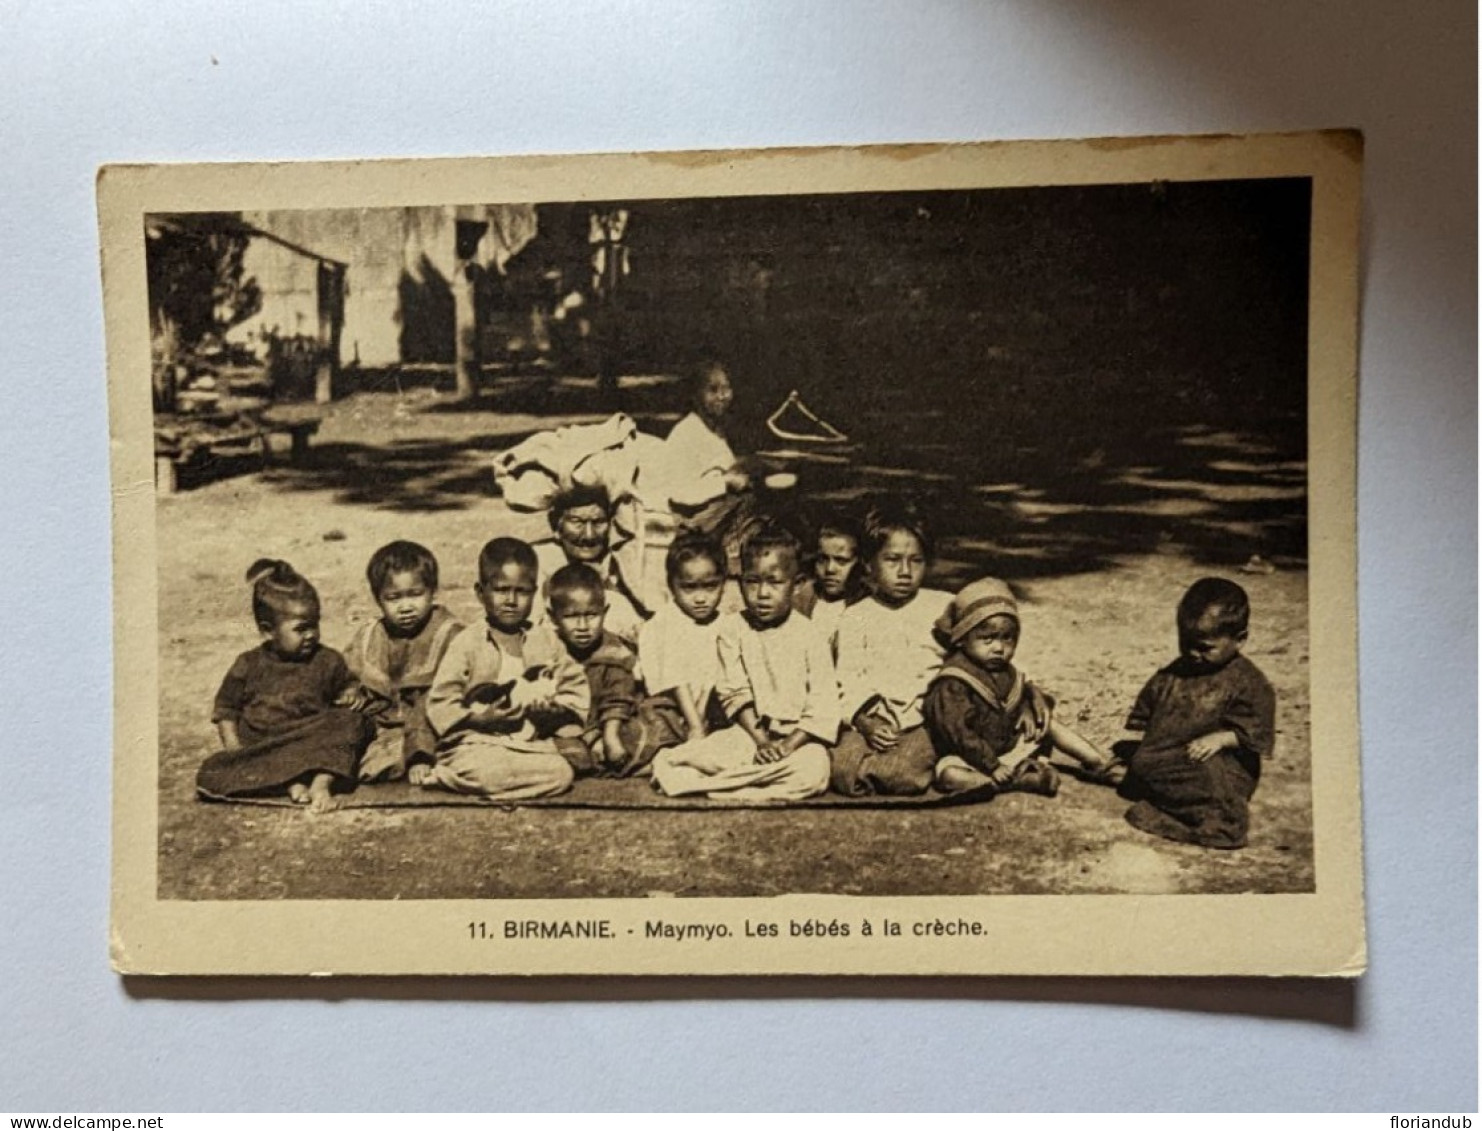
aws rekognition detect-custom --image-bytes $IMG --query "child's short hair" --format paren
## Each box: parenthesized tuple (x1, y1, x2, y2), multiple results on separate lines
(366, 540, 439, 595)
(477, 537, 538, 583)
(740, 520, 802, 575)
(547, 562, 605, 610)
(665, 531, 727, 583)
(547, 483, 614, 531)
(816, 512, 863, 550)
(860, 497, 934, 561)
(1177, 577, 1251, 636)
(246, 558, 318, 626)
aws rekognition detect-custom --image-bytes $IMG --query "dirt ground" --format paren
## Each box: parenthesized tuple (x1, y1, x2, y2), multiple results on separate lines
(154, 376, 1313, 900)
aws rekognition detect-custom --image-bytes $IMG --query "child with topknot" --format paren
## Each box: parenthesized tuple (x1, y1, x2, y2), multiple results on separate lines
(343, 540, 463, 783)
(1120, 577, 1277, 849)
(923, 577, 1121, 796)
(198, 559, 374, 813)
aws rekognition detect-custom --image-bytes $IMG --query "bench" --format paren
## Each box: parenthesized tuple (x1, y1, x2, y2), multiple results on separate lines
(154, 416, 320, 496)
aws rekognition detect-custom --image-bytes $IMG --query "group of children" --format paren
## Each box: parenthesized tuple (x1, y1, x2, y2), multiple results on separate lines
(199, 498, 1277, 850)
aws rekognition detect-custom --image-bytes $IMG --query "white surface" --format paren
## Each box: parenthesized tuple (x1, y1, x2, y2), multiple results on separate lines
(0, 0, 1473, 1112)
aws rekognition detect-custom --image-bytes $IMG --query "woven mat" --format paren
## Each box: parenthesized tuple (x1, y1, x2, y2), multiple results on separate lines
(200, 775, 996, 810)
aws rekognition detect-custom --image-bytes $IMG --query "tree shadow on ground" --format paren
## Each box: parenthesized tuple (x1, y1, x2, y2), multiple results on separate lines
(238, 368, 1305, 583)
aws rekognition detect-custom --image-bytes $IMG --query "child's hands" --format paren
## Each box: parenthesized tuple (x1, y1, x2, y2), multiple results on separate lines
(1186, 730, 1239, 762)
(853, 710, 899, 752)
(1019, 684, 1052, 744)
(754, 740, 788, 764)
(724, 469, 751, 493)
(335, 684, 379, 713)
(468, 702, 521, 732)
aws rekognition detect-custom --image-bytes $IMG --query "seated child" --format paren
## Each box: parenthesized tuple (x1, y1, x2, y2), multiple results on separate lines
(650, 524, 836, 802)
(545, 561, 654, 776)
(632, 532, 729, 754)
(792, 512, 864, 652)
(829, 499, 954, 797)
(198, 559, 374, 813)
(343, 540, 463, 783)
(421, 538, 588, 801)
(1119, 577, 1276, 849)
(923, 577, 1121, 796)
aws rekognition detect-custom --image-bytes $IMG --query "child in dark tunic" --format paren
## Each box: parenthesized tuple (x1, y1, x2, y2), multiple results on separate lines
(1120, 577, 1277, 849)
(546, 562, 669, 776)
(923, 577, 1118, 796)
(198, 559, 373, 812)
(343, 541, 463, 783)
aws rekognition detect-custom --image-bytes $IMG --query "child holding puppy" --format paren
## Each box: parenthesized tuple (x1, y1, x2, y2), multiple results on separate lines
(421, 538, 587, 800)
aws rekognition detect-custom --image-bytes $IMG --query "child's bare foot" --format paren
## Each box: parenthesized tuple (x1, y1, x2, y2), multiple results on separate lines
(306, 773, 339, 814)
(936, 761, 994, 794)
(408, 763, 432, 786)
(1084, 757, 1127, 786)
(287, 781, 311, 805)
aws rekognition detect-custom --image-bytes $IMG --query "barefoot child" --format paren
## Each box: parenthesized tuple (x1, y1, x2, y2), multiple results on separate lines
(630, 532, 729, 763)
(545, 562, 648, 776)
(1119, 578, 1276, 849)
(923, 577, 1120, 796)
(197, 559, 374, 813)
(829, 499, 953, 796)
(421, 538, 587, 800)
(793, 513, 863, 651)
(650, 524, 835, 801)
(343, 541, 463, 782)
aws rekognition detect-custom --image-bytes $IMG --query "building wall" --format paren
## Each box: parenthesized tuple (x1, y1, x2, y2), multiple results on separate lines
(231, 205, 537, 368)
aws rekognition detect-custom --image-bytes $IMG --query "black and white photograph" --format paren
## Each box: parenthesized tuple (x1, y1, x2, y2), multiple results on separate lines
(105, 135, 1363, 975)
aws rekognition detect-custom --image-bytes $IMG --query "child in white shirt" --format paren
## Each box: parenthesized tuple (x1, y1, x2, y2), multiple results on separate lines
(651, 525, 836, 802)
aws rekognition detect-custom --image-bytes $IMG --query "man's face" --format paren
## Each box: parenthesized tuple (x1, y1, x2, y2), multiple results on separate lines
(556, 503, 611, 564)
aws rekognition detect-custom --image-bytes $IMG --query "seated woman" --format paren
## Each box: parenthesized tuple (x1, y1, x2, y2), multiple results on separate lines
(659, 360, 759, 571)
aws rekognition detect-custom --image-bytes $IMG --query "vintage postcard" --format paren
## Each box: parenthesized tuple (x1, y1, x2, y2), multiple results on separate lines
(103, 132, 1364, 976)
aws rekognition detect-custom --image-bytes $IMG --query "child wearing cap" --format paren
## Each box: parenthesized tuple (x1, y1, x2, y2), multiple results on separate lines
(923, 576, 1120, 796)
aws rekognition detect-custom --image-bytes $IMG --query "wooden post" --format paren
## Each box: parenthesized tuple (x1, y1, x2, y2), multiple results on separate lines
(452, 220, 488, 402)
(453, 261, 479, 401)
(314, 261, 342, 405)
(155, 456, 178, 496)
